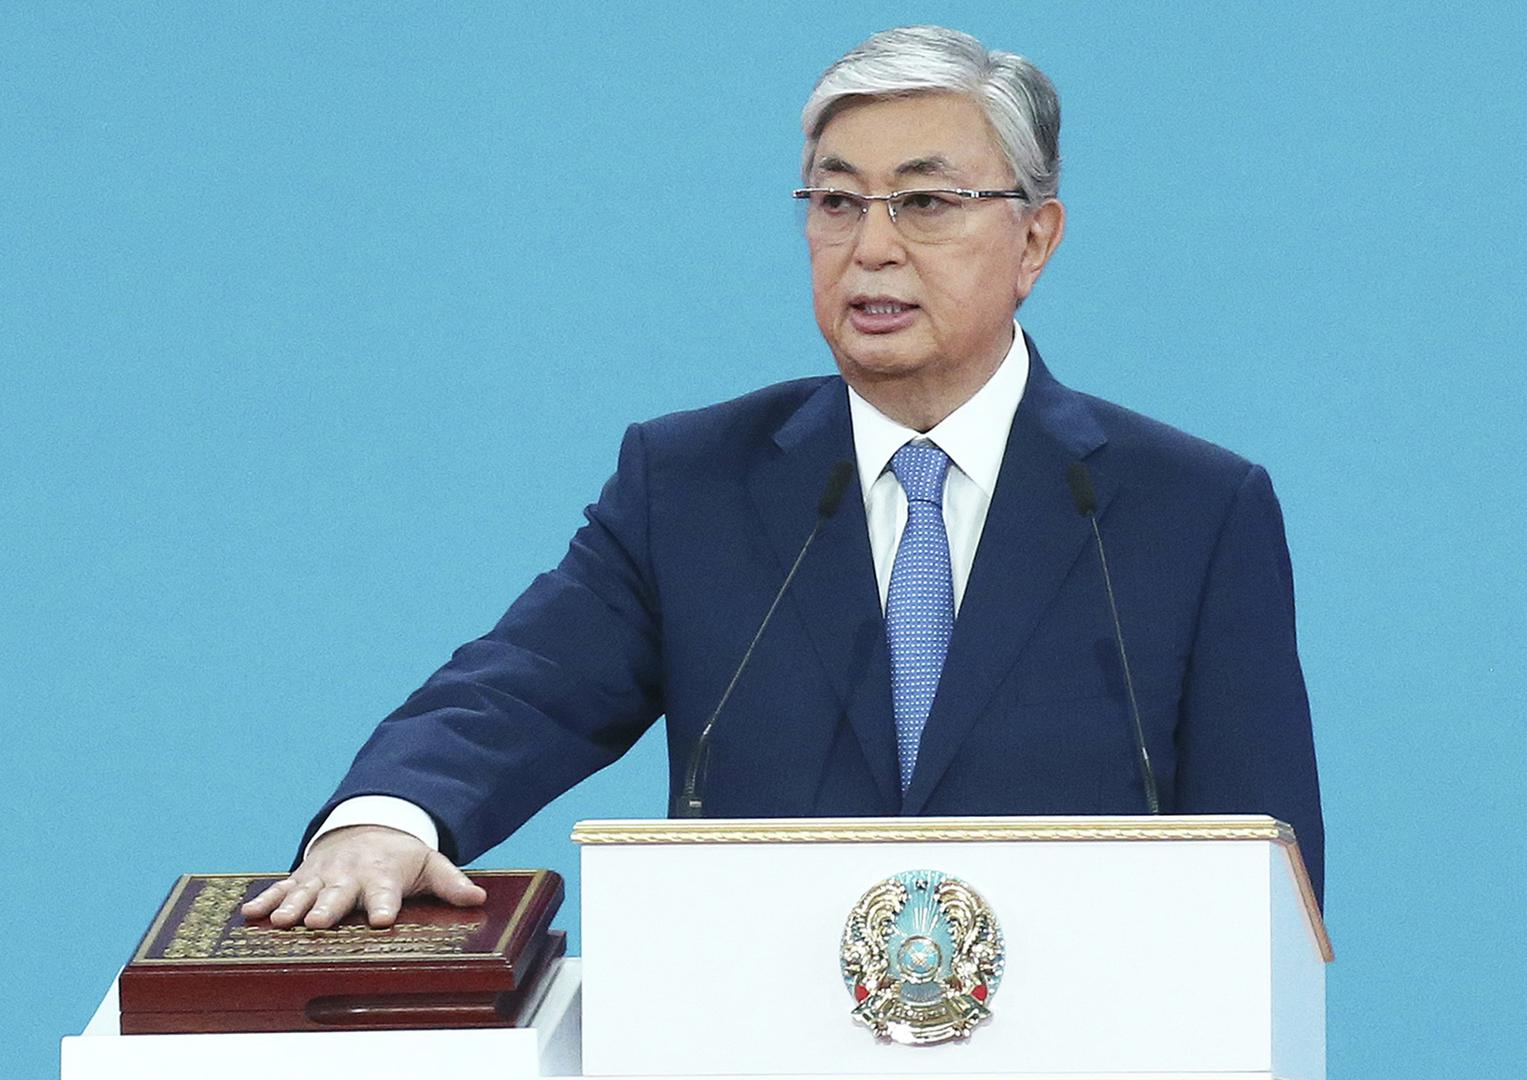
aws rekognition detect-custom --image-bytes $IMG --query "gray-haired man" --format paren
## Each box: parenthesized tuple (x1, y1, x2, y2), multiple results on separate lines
(246, 26, 1323, 929)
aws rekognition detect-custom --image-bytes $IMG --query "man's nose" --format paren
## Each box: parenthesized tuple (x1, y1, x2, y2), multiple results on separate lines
(852, 200, 906, 268)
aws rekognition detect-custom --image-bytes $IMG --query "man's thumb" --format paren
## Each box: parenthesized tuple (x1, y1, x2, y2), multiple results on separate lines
(423, 852, 488, 907)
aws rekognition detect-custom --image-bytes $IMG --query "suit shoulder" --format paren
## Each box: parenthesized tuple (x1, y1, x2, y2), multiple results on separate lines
(1080, 391, 1262, 491)
(634, 375, 838, 456)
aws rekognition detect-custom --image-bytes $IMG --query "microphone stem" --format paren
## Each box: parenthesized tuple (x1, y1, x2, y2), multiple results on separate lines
(676, 513, 828, 818)
(1090, 516, 1161, 814)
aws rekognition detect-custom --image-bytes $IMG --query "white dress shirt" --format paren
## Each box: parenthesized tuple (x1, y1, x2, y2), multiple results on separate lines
(310, 323, 1032, 855)
(849, 323, 1030, 614)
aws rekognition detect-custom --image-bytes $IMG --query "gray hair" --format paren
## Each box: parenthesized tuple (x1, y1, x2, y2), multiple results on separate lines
(800, 25, 1061, 202)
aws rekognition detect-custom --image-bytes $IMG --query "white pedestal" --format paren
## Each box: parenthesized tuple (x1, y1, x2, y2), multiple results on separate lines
(60, 957, 583, 1079)
(576, 815, 1329, 1079)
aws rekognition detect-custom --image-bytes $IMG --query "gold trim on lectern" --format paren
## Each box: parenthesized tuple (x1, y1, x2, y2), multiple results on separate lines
(571, 813, 1292, 846)
(571, 814, 1332, 961)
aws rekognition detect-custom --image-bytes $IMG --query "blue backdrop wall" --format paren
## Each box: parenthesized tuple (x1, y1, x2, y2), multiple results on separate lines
(4, 3, 1524, 1077)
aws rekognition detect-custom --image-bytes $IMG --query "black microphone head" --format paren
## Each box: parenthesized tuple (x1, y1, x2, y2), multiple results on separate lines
(1066, 461, 1097, 517)
(818, 459, 855, 519)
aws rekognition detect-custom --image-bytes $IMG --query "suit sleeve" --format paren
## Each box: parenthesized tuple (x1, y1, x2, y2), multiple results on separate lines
(300, 423, 666, 864)
(1174, 463, 1325, 907)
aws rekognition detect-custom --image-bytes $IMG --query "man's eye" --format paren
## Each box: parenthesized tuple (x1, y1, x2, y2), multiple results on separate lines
(817, 193, 859, 214)
(899, 192, 958, 216)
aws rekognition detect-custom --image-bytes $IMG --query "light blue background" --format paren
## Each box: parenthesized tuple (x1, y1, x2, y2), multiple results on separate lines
(4, 3, 1524, 1077)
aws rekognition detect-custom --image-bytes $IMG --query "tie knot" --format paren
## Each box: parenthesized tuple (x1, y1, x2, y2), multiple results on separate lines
(890, 442, 951, 505)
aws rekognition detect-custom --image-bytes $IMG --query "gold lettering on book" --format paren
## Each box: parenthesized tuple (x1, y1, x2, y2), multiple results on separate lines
(219, 922, 480, 958)
(159, 876, 483, 960)
(164, 877, 254, 959)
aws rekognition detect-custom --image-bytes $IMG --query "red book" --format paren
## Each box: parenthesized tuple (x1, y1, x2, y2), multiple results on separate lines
(120, 870, 564, 1034)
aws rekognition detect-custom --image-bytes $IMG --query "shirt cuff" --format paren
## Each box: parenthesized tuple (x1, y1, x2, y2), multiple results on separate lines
(306, 795, 440, 857)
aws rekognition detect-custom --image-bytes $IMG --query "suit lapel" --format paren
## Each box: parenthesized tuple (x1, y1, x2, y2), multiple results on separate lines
(901, 342, 1112, 814)
(747, 379, 902, 809)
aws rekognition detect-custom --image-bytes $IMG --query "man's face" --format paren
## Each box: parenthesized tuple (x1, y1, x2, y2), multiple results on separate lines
(807, 93, 1053, 405)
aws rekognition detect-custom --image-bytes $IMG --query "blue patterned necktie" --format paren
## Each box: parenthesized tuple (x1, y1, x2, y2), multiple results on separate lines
(886, 441, 955, 792)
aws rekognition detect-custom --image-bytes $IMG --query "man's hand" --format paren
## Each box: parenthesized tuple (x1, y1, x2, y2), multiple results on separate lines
(239, 824, 487, 929)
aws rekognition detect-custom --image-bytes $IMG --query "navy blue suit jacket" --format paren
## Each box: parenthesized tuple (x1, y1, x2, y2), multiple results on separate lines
(314, 341, 1324, 903)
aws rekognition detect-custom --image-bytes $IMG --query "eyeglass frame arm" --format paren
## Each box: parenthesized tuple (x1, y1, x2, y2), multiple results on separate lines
(791, 186, 1030, 206)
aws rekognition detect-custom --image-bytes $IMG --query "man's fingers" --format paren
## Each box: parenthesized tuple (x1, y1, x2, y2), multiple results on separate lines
(421, 852, 487, 907)
(240, 878, 294, 919)
(269, 878, 325, 928)
(304, 879, 362, 929)
(361, 880, 405, 928)
(246, 831, 472, 931)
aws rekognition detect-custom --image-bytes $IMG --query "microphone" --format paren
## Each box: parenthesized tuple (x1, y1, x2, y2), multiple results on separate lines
(674, 459, 855, 818)
(1066, 462, 1161, 814)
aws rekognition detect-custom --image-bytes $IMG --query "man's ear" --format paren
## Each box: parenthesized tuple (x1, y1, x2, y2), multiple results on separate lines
(1014, 199, 1066, 304)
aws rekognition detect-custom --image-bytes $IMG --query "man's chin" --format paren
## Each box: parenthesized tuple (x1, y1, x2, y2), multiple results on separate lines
(836, 347, 933, 388)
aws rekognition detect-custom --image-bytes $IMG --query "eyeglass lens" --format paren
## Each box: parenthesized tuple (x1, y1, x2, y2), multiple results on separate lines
(804, 191, 972, 244)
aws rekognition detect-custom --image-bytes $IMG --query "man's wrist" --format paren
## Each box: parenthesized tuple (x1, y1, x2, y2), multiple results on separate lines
(306, 795, 439, 857)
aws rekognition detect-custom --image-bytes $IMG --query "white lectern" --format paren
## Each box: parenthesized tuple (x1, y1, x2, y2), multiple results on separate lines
(575, 814, 1330, 1079)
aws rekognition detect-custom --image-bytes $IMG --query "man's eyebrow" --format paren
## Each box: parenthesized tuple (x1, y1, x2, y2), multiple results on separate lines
(895, 155, 960, 180)
(811, 153, 963, 184)
(813, 154, 859, 178)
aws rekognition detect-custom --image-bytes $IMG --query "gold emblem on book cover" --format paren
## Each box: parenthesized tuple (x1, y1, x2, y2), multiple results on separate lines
(839, 869, 1005, 1045)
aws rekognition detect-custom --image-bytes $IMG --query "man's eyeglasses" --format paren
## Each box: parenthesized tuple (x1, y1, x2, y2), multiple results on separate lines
(792, 187, 1028, 245)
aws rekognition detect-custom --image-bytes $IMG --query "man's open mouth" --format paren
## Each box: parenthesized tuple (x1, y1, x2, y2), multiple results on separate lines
(851, 298, 917, 315)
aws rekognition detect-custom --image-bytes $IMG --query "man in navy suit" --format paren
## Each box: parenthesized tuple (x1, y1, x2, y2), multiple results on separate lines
(245, 26, 1322, 930)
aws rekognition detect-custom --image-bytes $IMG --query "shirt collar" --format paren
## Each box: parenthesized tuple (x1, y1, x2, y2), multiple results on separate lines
(846, 322, 1031, 499)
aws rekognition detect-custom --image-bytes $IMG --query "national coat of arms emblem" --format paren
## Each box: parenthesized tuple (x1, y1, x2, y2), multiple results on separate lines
(839, 869, 1005, 1045)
